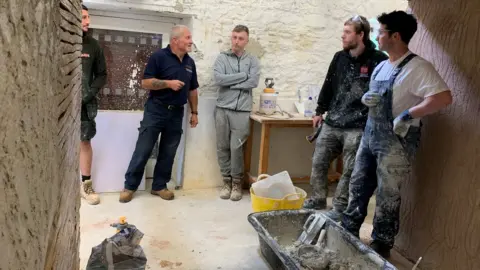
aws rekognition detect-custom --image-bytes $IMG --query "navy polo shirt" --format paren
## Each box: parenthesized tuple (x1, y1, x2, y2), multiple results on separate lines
(143, 45, 199, 106)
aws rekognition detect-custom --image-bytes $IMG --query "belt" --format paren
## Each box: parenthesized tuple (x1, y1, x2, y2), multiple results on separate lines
(149, 97, 183, 110)
(162, 104, 183, 110)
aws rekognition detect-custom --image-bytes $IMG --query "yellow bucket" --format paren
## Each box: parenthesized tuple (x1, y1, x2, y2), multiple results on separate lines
(250, 174, 307, 212)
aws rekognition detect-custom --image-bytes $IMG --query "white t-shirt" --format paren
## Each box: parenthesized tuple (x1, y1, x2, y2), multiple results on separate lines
(372, 51, 450, 126)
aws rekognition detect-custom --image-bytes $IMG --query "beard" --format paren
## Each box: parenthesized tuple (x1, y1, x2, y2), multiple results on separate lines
(343, 40, 359, 50)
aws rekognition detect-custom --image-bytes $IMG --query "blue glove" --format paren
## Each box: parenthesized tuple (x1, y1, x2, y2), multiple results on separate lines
(361, 91, 381, 107)
(393, 109, 414, 137)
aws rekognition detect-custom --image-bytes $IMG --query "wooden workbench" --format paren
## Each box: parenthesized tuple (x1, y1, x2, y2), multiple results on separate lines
(243, 113, 342, 187)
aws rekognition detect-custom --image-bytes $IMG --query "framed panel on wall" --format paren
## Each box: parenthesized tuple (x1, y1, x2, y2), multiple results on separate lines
(88, 28, 162, 111)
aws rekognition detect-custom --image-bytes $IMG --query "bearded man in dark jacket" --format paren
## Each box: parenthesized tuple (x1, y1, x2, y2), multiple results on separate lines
(303, 16, 388, 221)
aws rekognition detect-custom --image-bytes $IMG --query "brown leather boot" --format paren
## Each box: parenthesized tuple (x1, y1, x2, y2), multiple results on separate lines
(119, 189, 135, 203)
(151, 188, 174, 200)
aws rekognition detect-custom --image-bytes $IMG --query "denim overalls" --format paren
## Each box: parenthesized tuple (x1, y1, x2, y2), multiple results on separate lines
(341, 54, 421, 248)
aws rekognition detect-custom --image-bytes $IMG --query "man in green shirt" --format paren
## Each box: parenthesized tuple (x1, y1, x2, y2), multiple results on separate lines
(80, 4, 107, 205)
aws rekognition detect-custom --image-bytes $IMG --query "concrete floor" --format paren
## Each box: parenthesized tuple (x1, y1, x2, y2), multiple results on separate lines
(80, 183, 416, 270)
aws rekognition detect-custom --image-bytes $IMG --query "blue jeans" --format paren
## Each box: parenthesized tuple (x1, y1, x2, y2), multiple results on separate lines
(124, 97, 184, 191)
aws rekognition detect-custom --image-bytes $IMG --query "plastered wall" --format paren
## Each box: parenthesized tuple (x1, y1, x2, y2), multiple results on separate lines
(0, 0, 82, 268)
(85, 0, 407, 97)
(396, 1, 480, 269)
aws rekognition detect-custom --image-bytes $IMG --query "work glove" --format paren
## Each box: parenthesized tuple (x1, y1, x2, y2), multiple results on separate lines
(361, 91, 381, 107)
(393, 109, 414, 137)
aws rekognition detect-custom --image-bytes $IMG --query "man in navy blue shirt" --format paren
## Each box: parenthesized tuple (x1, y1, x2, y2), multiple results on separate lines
(120, 25, 199, 202)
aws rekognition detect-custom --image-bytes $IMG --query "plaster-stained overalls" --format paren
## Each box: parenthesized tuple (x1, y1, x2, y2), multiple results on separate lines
(341, 54, 421, 249)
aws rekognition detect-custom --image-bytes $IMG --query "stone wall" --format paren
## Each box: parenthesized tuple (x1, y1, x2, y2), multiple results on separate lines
(187, 0, 408, 97)
(84, 0, 407, 97)
(83, 0, 407, 189)
(0, 0, 82, 269)
(396, 1, 480, 269)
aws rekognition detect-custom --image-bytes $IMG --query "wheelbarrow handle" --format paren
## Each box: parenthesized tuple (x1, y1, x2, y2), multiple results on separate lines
(303, 215, 315, 232)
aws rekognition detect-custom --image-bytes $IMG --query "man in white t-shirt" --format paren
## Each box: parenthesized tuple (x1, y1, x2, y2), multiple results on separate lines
(341, 10, 452, 258)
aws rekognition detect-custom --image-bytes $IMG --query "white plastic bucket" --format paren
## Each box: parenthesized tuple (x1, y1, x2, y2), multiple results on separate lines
(252, 171, 298, 200)
(259, 93, 278, 115)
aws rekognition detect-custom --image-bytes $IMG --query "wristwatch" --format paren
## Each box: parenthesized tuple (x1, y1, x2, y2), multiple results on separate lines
(191, 111, 198, 115)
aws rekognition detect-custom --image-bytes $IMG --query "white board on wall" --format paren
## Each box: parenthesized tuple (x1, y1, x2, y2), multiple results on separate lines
(91, 110, 146, 193)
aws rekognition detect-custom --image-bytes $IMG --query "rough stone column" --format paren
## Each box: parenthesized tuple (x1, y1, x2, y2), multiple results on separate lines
(0, 0, 82, 269)
(396, 1, 480, 269)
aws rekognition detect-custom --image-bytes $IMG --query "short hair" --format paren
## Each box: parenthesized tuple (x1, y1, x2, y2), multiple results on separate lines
(170, 25, 189, 40)
(344, 15, 371, 46)
(377, 10, 418, 44)
(232, 25, 249, 36)
(82, 4, 88, 11)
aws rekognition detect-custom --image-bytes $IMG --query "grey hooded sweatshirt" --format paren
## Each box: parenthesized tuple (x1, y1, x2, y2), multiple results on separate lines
(213, 50, 261, 111)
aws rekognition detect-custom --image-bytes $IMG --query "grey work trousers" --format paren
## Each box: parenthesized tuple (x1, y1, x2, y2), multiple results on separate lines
(214, 107, 250, 180)
(310, 123, 363, 211)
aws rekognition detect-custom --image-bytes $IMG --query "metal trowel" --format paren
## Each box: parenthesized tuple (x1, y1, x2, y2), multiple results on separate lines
(297, 213, 326, 245)
(306, 124, 322, 143)
(297, 229, 327, 257)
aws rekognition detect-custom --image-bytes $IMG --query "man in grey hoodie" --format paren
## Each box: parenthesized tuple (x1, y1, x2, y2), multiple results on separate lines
(213, 25, 261, 201)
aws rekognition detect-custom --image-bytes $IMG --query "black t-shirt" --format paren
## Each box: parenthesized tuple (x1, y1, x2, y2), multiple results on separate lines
(143, 45, 199, 106)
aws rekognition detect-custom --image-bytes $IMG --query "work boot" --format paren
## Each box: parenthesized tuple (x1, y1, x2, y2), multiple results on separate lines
(119, 189, 135, 203)
(151, 188, 174, 200)
(302, 197, 327, 210)
(220, 177, 232, 200)
(230, 178, 243, 201)
(80, 180, 100, 205)
(370, 240, 391, 259)
(324, 208, 343, 222)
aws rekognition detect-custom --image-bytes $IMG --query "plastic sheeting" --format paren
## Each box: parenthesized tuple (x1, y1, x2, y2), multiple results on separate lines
(86, 224, 147, 270)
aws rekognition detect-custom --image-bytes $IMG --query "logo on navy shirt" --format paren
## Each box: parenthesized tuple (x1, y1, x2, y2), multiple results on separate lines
(185, 64, 193, 73)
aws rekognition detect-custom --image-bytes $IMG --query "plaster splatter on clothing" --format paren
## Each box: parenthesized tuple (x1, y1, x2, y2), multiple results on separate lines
(341, 54, 421, 248)
(315, 41, 388, 129)
(306, 124, 363, 211)
(305, 42, 387, 210)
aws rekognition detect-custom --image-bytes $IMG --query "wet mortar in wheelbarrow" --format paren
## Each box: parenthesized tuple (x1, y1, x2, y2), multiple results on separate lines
(248, 209, 397, 270)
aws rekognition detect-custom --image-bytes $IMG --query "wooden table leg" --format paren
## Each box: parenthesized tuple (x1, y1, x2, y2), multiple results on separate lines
(243, 119, 254, 188)
(258, 123, 271, 176)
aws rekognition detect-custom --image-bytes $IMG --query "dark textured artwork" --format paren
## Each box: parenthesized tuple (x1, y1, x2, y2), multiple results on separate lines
(89, 28, 162, 111)
(90, 28, 163, 159)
